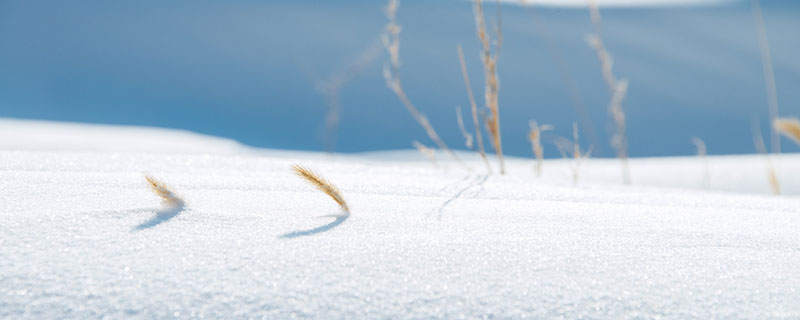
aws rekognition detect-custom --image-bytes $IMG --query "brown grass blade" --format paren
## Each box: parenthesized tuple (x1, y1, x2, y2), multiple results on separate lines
(144, 174, 184, 206)
(292, 165, 350, 213)
(774, 117, 800, 145)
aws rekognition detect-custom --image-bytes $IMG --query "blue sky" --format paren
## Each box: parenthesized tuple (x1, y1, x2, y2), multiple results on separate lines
(1, 0, 798, 157)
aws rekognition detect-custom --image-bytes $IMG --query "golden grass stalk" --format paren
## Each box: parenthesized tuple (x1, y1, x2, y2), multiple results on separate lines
(413, 140, 438, 167)
(458, 45, 492, 173)
(752, 0, 780, 153)
(528, 120, 553, 177)
(691, 137, 710, 189)
(381, 0, 466, 169)
(474, 0, 505, 174)
(586, 0, 631, 185)
(292, 164, 350, 213)
(145, 175, 184, 207)
(753, 121, 780, 195)
(774, 117, 800, 146)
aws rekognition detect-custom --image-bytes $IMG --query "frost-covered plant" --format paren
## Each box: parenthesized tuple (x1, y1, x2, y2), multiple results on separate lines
(586, 0, 630, 185)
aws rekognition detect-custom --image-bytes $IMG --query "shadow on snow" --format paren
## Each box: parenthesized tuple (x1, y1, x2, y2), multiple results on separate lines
(132, 202, 185, 231)
(279, 213, 349, 239)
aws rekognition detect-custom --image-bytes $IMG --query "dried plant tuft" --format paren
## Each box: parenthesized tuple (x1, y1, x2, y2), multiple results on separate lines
(145, 175, 184, 207)
(774, 117, 800, 146)
(528, 120, 553, 177)
(474, 0, 505, 174)
(292, 165, 350, 213)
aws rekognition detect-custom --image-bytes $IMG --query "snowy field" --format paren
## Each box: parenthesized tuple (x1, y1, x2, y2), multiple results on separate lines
(2, 119, 800, 318)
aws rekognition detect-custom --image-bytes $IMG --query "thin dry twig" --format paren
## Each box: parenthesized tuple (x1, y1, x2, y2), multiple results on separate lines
(318, 40, 382, 153)
(529, 120, 553, 177)
(474, 0, 505, 174)
(292, 165, 351, 213)
(413, 140, 438, 168)
(458, 45, 492, 173)
(555, 123, 592, 187)
(752, 0, 780, 153)
(381, 0, 467, 169)
(145, 175, 184, 207)
(456, 107, 474, 150)
(774, 117, 800, 146)
(753, 120, 780, 195)
(586, 0, 630, 185)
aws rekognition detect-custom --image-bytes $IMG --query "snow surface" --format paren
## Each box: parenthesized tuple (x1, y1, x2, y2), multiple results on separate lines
(2, 119, 800, 318)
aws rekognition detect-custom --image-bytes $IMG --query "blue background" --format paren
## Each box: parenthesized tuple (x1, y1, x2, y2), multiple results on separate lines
(1, 0, 798, 157)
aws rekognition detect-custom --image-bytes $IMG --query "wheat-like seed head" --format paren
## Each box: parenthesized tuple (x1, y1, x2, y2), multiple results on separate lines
(144, 175, 183, 207)
(292, 165, 350, 213)
(774, 117, 800, 145)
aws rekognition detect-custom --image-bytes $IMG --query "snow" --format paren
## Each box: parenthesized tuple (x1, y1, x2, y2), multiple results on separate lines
(2, 119, 799, 318)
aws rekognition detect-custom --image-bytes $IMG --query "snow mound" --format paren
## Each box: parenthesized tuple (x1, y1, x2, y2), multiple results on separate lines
(1, 119, 799, 318)
(0, 118, 244, 154)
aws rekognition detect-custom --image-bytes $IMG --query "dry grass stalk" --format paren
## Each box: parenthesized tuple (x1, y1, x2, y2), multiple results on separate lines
(318, 41, 382, 153)
(457, 45, 492, 173)
(474, 0, 505, 174)
(145, 175, 184, 207)
(555, 123, 592, 187)
(586, 0, 631, 185)
(456, 107, 474, 150)
(752, 0, 780, 153)
(691, 137, 710, 189)
(292, 164, 350, 213)
(528, 120, 553, 177)
(381, 0, 465, 168)
(413, 140, 438, 167)
(774, 117, 800, 146)
(753, 121, 780, 195)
